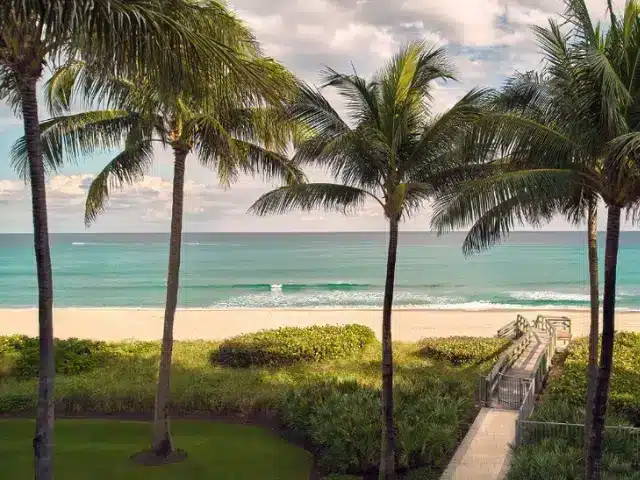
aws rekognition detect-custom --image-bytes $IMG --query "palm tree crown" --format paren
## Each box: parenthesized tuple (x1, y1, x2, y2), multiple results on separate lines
(251, 42, 488, 221)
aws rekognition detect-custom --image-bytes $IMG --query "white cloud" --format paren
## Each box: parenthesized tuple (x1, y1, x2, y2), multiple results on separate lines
(2, 0, 637, 233)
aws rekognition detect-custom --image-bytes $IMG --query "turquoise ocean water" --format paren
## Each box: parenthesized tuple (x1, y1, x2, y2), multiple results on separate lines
(1, 232, 640, 310)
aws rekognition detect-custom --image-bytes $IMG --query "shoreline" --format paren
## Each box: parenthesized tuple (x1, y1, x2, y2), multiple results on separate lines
(0, 306, 633, 312)
(2, 307, 640, 342)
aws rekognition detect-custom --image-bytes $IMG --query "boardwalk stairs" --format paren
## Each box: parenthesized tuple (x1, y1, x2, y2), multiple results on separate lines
(440, 315, 571, 479)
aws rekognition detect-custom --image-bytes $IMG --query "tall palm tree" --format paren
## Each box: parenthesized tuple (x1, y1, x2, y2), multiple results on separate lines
(0, 1, 257, 477)
(432, 1, 640, 477)
(12, 54, 303, 460)
(249, 41, 488, 479)
(439, 67, 603, 443)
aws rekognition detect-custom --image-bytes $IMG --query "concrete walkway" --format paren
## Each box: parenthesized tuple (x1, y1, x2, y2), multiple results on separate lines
(441, 329, 550, 479)
(440, 408, 517, 479)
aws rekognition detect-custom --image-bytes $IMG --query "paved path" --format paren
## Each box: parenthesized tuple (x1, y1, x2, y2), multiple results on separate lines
(441, 329, 550, 479)
(440, 408, 516, 480)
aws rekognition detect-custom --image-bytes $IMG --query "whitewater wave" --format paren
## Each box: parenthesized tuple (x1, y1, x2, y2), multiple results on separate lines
(507, 291, 590, 302)
(201, 282, 375, 292)
(211, 291, 466, 309)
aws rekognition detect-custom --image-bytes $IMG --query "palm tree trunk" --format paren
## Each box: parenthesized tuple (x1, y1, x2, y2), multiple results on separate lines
(18, 79, 55, 480)
(584, 199, 600, 447)
(585, 205, 621, 479)
(379, 216, 399, 480)
(151, 148, 188, 457)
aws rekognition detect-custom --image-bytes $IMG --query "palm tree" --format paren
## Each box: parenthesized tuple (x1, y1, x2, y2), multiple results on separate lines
(12, 53, 303, 460)
(0, 1, 258, 477)
(432, 1, 640, 476)
(249, 41, 488, 479)
(437, 67, 603, 443)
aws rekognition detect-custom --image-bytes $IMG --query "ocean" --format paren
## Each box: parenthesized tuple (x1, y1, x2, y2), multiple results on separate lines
(1, 231, 640, 310)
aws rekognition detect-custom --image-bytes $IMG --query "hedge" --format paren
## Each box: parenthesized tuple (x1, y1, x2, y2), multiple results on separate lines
(212, 324, 378, 368)
(419, 336, 510, 366)
(542, 331, 640, 424)
(0, 336, 115, 380)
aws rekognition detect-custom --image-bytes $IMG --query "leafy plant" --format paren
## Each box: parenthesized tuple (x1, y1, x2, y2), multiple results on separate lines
(212, 325, 378, 368)
(0, 336, 485, 477)
(419, 336, 510, 366)
(542, 333, 640, 425)
(0, 336, 116, 381)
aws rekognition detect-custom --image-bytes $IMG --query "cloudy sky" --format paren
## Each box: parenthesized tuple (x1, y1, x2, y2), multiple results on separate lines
(0, 0, 635, 233)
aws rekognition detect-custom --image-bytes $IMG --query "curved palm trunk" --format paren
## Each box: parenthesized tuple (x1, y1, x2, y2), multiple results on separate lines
(379, 216, 399, 480)
(584, 199, 600, 446)
(18, 79, 56, 480)
(585, 205, 621, 479)
(151, 148, 188, 456)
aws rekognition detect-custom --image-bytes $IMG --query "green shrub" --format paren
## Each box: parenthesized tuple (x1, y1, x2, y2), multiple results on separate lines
(541, 332, 640, 424)
(509, 332, 640, 479)
(281, 378, 469, 474)
(0, 336, 116, 380)
(212, 324, 378, 368)
(509, 437, 640, 480)
(419, 336, 510, 366)
(0, 336, 480, 477)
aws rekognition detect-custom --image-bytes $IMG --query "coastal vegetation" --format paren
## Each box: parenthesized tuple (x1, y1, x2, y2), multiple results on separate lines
(431, 0, 640, 474)
(250, 41, 488, 478)
(0, 328, 502, 478)
(1, 0, 640, 478)
(508, 332, 640, 479)
(419, 336, 510, 366)
(214, 324, 378, 367)
(1, 2, 249, 476)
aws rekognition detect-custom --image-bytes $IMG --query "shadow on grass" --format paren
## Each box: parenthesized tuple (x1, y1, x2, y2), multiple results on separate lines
(0, 340, 483, 479)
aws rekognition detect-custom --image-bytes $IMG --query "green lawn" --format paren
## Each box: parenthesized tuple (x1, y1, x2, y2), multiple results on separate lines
(0, 419, 313, 480)
(0, 329, 501, 476)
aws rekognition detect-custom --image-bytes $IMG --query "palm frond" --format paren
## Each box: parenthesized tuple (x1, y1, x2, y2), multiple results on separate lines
(289, 82, 351, 140)
(44, 61, 84, 115)
(320, 67, 380, 126)
(0, 66, 21, 116)
(10, 110, 139, 180)
(432, 169, 581, 244)
(249, 183, 379, 216)
(403, 87, 490, 177)
(84, 138, 154, 225)
(235, 140, 306, 186)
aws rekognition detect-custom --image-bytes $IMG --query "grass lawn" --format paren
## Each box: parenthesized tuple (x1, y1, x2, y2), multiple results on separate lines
(0, 328, 506, 476)
(0, 419, 313, 480)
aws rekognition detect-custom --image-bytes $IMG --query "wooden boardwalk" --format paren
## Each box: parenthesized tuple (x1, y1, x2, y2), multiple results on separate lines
(441, 328, 551, 479)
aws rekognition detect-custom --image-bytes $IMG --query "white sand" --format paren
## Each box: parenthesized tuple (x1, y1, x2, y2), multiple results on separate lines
(2, 307, 640, 342)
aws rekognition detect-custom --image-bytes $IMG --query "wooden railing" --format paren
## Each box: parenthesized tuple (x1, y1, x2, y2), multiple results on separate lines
(496, 314, 530, 339)
(478, 329, 535, 406)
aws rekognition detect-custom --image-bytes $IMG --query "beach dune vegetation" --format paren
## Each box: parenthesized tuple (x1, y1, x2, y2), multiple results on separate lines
(213, 324, 378, 368)
(0, 332, 505, 478)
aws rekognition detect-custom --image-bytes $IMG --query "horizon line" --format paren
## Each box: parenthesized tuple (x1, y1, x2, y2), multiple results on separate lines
(0, 230, 625, 235)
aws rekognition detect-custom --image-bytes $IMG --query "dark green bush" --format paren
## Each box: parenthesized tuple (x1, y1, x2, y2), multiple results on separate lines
(508, 437, 640, 480)
(281, 378, 469, 474)
(508, 332, 640, 479)
(543, 332, 640, 424)
(212, 324, 378, 368)
(419, 336, 510, 366)
(0, 335, 116, 380)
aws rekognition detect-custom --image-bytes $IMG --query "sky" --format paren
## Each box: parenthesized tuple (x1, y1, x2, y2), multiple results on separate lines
(0, 0, 636, 233)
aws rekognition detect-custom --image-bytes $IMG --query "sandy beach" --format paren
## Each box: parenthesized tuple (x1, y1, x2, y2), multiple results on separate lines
(2, 307, 640, 342)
